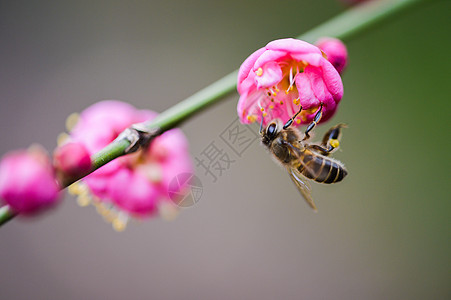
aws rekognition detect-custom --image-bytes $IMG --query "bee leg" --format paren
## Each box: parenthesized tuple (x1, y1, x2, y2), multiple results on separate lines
(302, 103, 323, 141)
(308, 144, 333, 156)
(320, 123, 347, 153)
(283, 106, 303, 129)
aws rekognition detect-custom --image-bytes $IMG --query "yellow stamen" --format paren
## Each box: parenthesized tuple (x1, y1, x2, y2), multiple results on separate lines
(260, 107, 265, 112)
(103, 210, 116, 223)
(293, 98, 300, 106)
(279, 101, 284, 105)
(77, 194, 91, 207)
(255, 67, 263, 76)
(247, 115, 257, 123)
(96, 203, 109, 216)
(296, 119, 301, 124)
(68, 182, 82, 195)
(112, 218, 126, 232)
(159, 202, 180, 221)
(57, 133, 69, 146)
(65, 113, 80, 132)
(263, 112, 268, 117)
(269, 105, 274, 109)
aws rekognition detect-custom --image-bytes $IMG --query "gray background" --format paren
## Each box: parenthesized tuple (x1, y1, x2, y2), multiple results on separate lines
(1, 0, 450, 299)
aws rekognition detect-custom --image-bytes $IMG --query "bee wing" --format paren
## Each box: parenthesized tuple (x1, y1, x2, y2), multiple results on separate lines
(288, 167, 318, 212)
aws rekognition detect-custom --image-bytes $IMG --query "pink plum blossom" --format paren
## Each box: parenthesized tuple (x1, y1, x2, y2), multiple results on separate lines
(53, 142, 92, 177)
(237, 38, 344, 128)
(67, 100, 193, 229)
(0, 146, 61, 215)
(316, 37, 348, 74)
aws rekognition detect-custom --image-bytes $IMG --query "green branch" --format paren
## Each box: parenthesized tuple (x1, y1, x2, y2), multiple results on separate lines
(0, 0, 425, 226)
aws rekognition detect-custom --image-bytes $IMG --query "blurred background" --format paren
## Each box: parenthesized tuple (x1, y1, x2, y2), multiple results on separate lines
(0, 0, 450, 299)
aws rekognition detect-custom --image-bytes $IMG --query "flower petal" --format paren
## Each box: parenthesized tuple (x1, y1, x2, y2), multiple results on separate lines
(266, 38, 321, 55)
(253, 50, 287, 70)
(237, 47, 266, 93)
(254, 61, 283, 89)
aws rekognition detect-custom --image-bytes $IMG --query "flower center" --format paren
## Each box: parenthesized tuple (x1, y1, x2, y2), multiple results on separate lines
(247, 60, 309, 123)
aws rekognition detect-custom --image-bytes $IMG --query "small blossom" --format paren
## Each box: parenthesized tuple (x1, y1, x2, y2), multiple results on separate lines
(53, 142, 92, 177)
(67, 100, 193, 230)
(237, 38, 343, 127)
(315, 37, 348, 74)
(0, 145, 61, 215)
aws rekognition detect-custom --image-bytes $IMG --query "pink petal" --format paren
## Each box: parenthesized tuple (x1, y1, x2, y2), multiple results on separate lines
(254, 61, 283, 89)
(253, 50, 287, 70)
(320, 59, 344, 100)
(290, 52, 323, 67)
(295, 72, 319, 109)
(266, 38, 321, 55)
(109, 168, 160, 216)
(237, 47, 266, 90)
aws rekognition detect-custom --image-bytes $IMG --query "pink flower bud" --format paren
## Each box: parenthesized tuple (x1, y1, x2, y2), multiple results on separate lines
(237, 38, 344, 128)
(316, 37, 348, 74)
(0, 146, 61, 215)
(53, 142, 92, 176)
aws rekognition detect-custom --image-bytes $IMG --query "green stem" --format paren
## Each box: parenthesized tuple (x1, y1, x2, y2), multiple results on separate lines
(0, 206, 17, 225)
(0, 0, 425, 227)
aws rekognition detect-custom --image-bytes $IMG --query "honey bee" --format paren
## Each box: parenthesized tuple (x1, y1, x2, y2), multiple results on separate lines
(260, 104, 347, 211)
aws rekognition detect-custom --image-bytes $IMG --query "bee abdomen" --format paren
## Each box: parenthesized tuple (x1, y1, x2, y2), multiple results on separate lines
(299, 155, 347, 184)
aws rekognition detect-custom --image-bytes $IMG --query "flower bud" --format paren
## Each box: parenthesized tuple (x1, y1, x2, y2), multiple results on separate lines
(316, 37, 348, 74)
(53, 142, 92, 176)
(0, 146, 61, 215)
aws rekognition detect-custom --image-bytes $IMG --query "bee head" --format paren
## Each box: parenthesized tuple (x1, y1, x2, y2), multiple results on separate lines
(261, 121, 279, 146)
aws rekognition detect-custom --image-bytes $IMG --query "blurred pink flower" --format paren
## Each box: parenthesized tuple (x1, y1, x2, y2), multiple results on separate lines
(68, 100, 192, 230)
(0, 146, 61, 215)
(315, 37, 348, 74)
(53, 142, 92, 177)
(237, 38, 343, 127)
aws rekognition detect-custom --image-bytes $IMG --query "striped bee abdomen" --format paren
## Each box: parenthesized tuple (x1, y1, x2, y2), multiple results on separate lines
(298, 153, 347, 184)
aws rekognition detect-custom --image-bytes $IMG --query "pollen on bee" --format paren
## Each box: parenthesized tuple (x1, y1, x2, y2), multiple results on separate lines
(330, 139, 340, 148)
